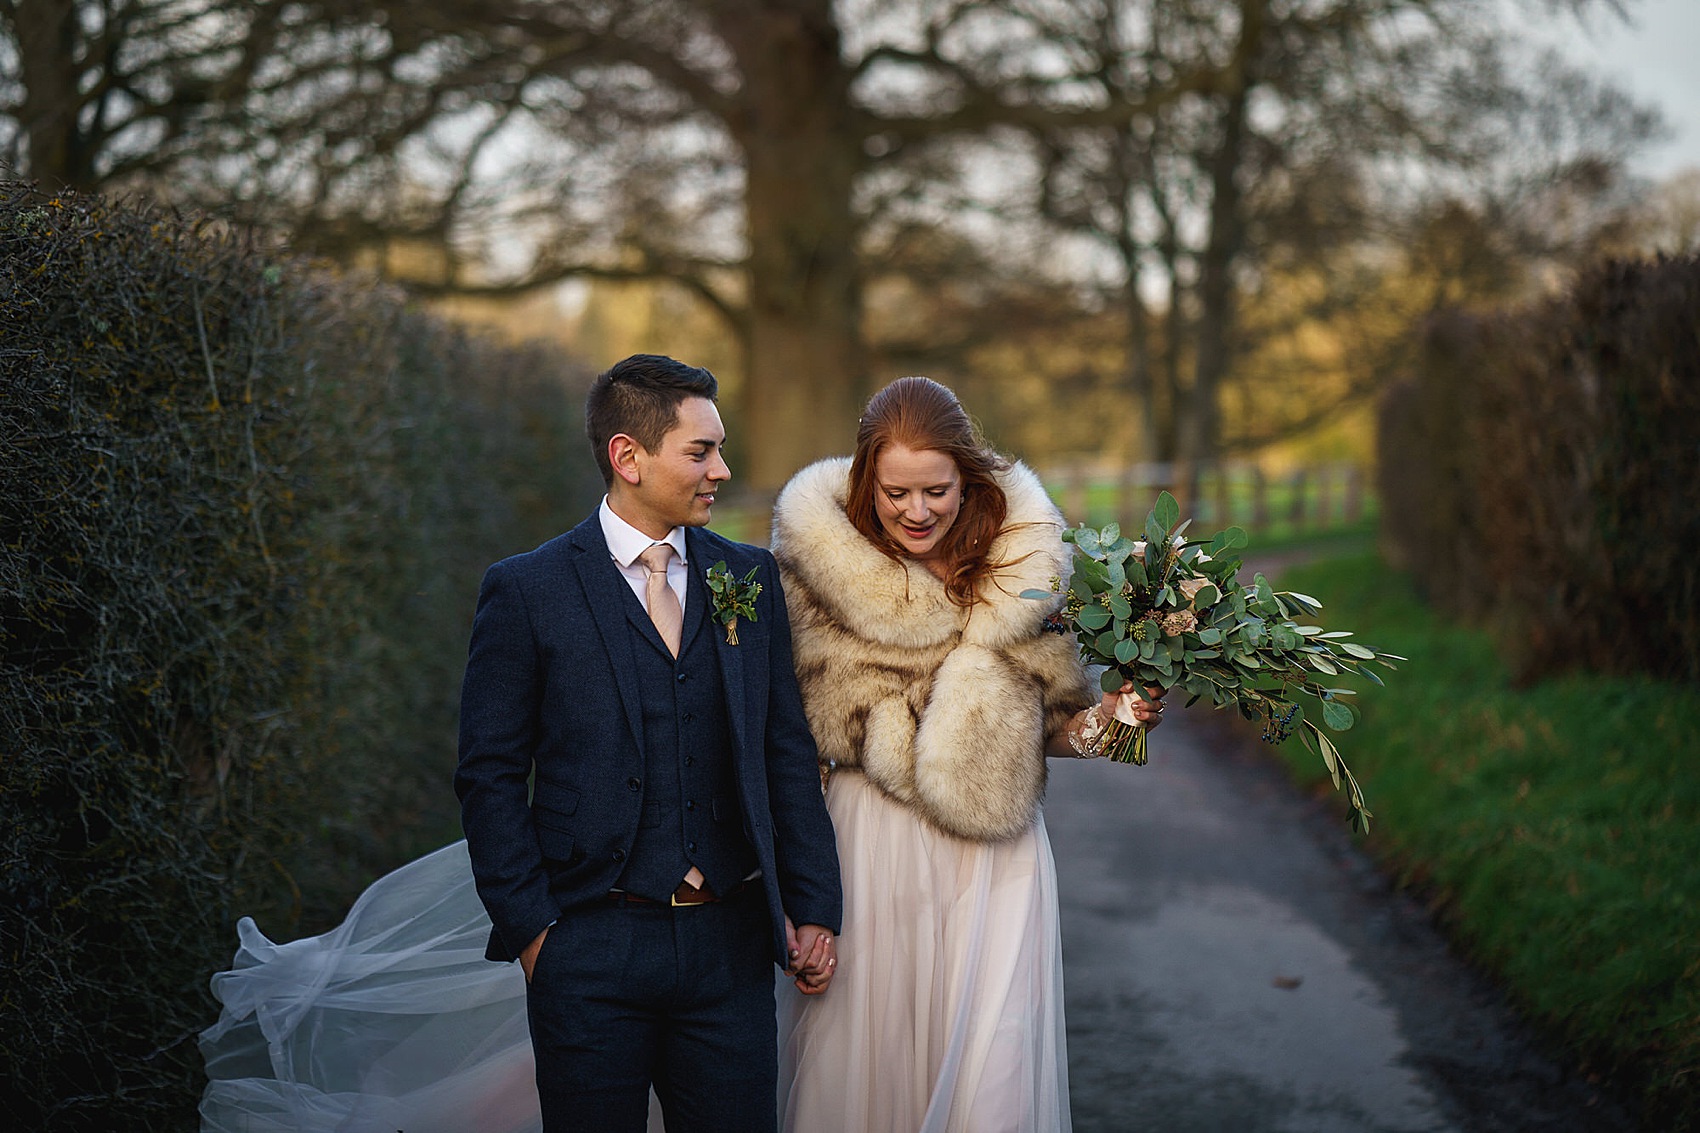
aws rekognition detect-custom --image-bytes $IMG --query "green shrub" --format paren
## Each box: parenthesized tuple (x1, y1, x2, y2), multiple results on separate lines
(0, 182, 597, 1130)
(1378, 255, 1700, 683)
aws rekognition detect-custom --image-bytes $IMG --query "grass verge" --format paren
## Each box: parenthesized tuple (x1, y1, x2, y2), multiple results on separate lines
(1271, 552, 1699, 1130)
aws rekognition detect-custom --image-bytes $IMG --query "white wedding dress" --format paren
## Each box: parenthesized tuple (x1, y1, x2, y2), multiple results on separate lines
(199, 841, 542, 1133)
(777, 768, 1073, 1133)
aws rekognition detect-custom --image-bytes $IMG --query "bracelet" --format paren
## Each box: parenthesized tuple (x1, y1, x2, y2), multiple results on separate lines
(1067, 704, 1111, 758)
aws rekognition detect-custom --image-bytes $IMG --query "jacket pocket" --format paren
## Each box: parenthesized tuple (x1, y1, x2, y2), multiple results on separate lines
(533, 793, 581, 863)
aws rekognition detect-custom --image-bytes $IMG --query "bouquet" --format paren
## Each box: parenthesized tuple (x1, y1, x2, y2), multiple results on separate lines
(1024, 492, 1401, 833)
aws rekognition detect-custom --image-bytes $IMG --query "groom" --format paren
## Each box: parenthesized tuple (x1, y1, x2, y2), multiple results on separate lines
(455, 354, 842, 1133)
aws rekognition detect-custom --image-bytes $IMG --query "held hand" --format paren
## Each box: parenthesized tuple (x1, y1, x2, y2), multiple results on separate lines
(789, 924, 837, 995)
(1101, 681, 1167, 729)
(519, 927, 549, 983)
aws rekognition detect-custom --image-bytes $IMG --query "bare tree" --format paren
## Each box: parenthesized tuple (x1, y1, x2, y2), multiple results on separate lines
(1026, 0, 1659, 467)
(4, 0, 1235, 487)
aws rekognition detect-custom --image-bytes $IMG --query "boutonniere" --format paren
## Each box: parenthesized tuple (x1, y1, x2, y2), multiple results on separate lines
(705, 561, 762, 645)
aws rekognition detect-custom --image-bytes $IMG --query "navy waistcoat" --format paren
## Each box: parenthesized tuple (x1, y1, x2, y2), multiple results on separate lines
(616, 576, 758, 901)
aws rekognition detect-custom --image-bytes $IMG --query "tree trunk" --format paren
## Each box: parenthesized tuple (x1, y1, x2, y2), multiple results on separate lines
(714, 0, 865, 492)
(1182, 0, 1264, 466)
(16, 0, 86, 188)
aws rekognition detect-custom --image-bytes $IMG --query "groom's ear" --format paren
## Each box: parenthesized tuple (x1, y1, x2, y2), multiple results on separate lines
(608, 433, 645, 487)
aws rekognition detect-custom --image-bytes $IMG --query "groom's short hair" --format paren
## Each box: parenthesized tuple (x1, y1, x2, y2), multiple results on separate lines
(585, 354, 720, 486)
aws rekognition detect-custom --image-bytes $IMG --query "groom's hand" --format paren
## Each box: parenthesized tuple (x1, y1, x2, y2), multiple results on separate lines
(519, 927, 548, 983)
(790, 924, 837, 996)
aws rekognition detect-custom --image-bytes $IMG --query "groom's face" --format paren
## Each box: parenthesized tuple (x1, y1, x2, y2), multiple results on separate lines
(624, 396, 731, 535)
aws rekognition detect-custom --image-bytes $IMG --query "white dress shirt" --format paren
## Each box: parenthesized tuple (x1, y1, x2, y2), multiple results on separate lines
(598, 498, 688, 618)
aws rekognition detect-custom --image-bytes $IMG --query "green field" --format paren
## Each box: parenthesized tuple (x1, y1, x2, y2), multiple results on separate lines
(1272, 553, 1700, 1129)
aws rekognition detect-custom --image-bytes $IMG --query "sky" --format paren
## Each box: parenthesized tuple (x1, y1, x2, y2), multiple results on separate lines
(1542, 0, 1700, 180)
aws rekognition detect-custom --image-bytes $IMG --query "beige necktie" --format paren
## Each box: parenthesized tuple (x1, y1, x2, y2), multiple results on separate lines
(637, 543, 683, 658)
(636, 542, 704, 889)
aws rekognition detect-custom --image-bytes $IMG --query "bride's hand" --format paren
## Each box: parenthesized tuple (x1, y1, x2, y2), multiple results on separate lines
(1102, 681, 1166, 728)
(790, 925, 837, 995)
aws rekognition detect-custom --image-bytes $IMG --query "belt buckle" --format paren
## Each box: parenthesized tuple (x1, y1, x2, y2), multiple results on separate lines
(671, 883, 712, 907)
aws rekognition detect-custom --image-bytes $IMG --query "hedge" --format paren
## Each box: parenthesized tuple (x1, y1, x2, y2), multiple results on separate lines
(1377, 254, 1700, 683)
(0, 182, 599, 1131)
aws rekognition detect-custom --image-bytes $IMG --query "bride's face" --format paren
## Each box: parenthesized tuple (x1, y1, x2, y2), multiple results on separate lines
(872, 444, 962, 562)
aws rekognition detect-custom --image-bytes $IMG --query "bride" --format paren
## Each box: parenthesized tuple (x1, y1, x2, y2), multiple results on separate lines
(199, 377, 1162, 1133)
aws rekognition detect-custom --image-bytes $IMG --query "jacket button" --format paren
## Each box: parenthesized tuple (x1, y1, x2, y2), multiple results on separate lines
(611, 848, 626, 862)
(683, 756, 694, 767)
(676, 672, 687, 683)
(627, 777, 641, 790)
(686, 841, 697, 853)
(685, 800, 696, 811)
(682, 712, 694, 723)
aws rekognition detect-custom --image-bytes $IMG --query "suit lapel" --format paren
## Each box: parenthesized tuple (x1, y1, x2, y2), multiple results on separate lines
(678, 549, 709, 656)
(568, 520, 648, 752)
(691, 530, 749, 761)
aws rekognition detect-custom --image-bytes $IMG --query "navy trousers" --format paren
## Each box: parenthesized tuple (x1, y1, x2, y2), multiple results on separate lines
(525, 887, 777, 1133)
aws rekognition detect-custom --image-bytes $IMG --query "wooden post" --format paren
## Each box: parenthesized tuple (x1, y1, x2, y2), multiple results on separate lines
(1122, 461, 1148, 530)
(1344, 466, 1364, 523)
(1211, 462, 1233, 528)
(1288, 468, 1309, 530)
(1250, 465, 1269, 532)
(1066, 462, 1089, 526)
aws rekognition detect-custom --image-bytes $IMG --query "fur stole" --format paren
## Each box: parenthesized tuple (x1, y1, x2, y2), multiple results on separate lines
(771, 457, 1094, 841)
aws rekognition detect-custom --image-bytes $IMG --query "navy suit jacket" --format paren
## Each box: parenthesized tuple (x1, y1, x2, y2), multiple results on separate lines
(455, 515, 842, 965)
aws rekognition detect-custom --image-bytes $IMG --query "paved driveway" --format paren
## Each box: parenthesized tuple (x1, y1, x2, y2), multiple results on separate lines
(1049, 708, 1641, 1133)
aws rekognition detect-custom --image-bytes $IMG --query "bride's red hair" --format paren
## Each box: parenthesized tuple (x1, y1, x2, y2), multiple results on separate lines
(845, 377, 1013, 608)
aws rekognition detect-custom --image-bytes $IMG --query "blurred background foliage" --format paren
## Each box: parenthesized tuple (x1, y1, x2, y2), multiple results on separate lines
(2, 0, 1698, 1129)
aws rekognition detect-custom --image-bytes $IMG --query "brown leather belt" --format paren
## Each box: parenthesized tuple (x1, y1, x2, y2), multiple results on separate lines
(606, 879, 751, 907)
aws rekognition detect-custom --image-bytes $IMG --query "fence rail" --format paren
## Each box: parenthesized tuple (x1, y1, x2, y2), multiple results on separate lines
(1040, 460, 1373, 538)
(717, 461, 1373, 547)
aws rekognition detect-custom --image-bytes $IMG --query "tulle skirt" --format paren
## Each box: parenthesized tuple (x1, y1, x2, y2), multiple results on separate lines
(198, 841, 542, 1133)
(777, 769, 1073, 1133)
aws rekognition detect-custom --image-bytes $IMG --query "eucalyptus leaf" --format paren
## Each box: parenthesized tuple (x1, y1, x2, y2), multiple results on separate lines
(1152, 491, 1180, 532)
(1321, 699, 1355, 731)
(1019, 588, 1055, 600)
(1145, 516, 1168, 557)
(1208, 526, 1248, 554)
(1077, 605, 1111, 631)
